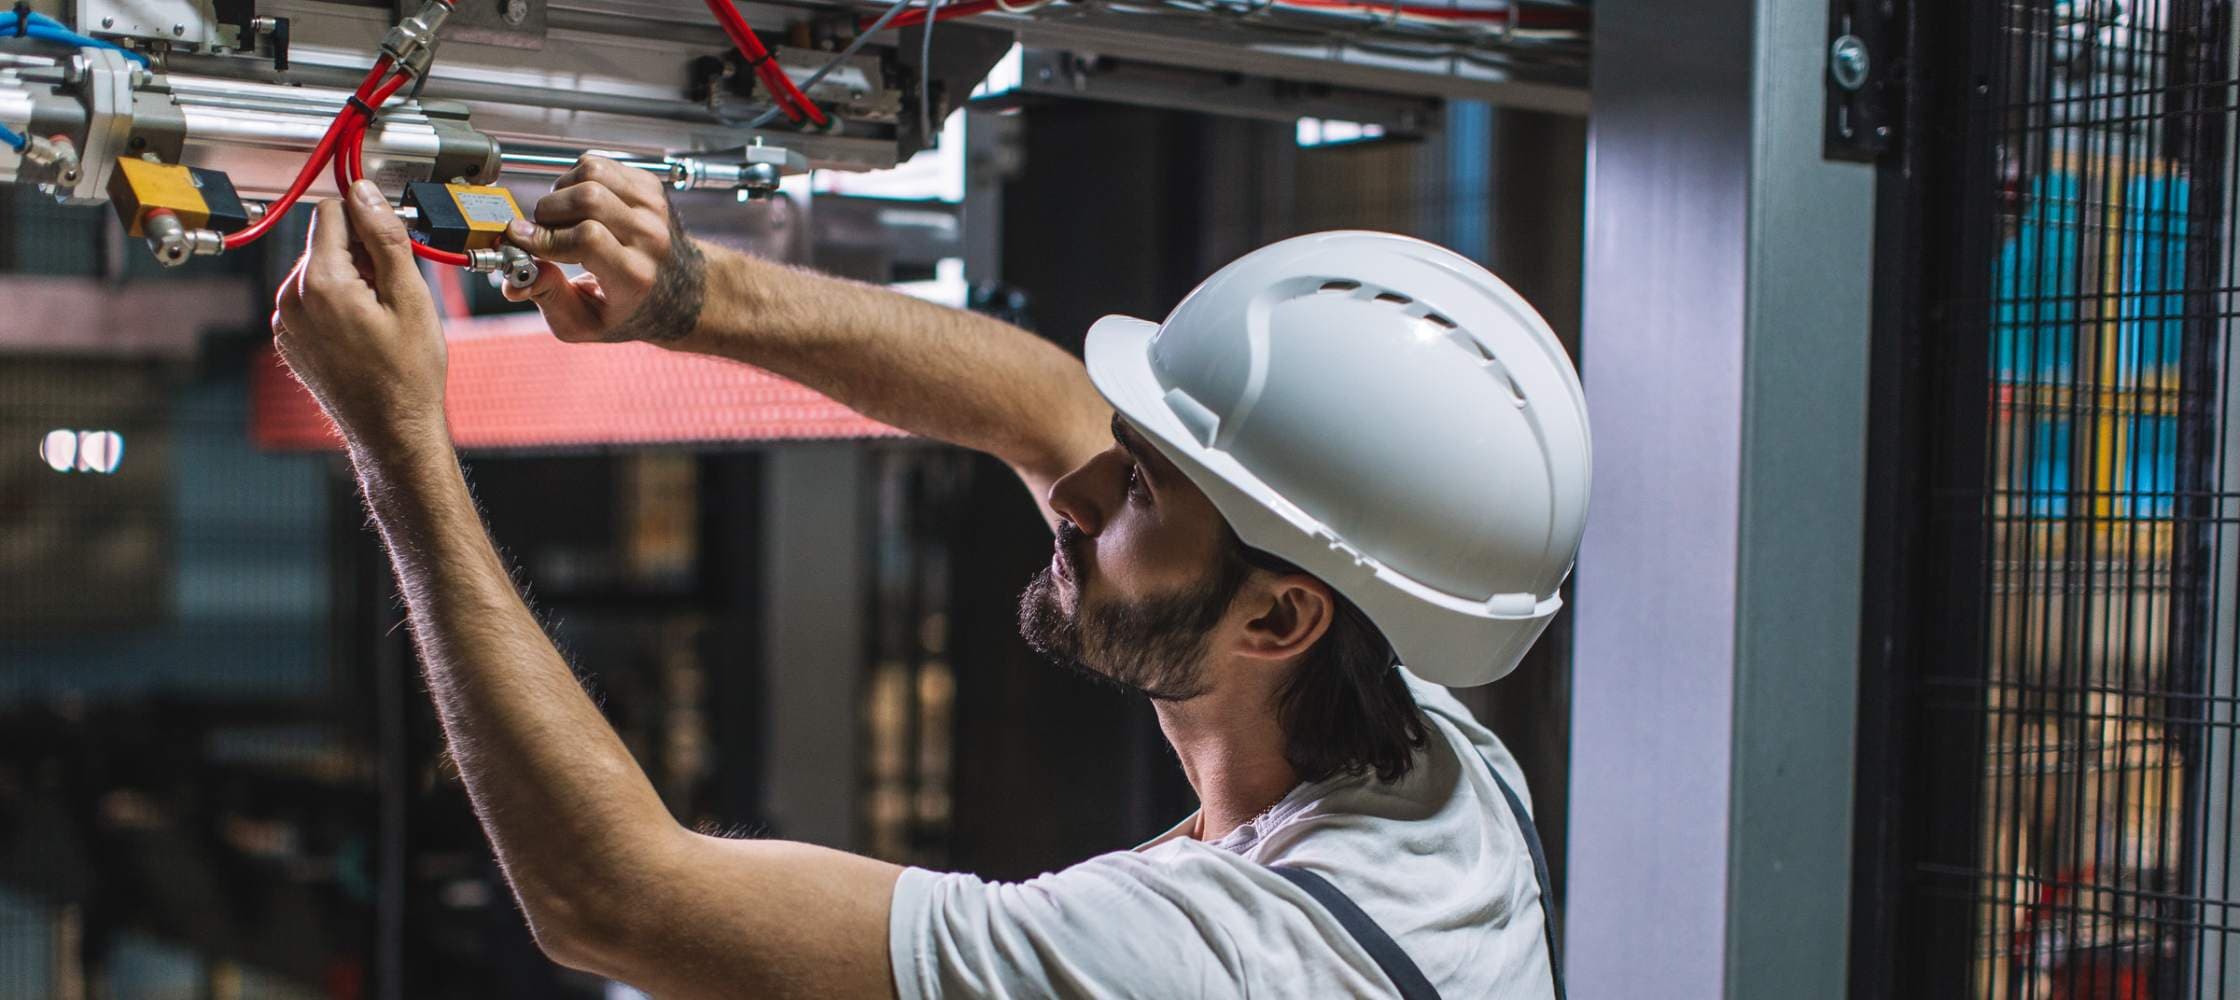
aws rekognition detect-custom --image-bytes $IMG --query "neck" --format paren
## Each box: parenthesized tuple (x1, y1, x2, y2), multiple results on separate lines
(1154, 667, 1298, 842)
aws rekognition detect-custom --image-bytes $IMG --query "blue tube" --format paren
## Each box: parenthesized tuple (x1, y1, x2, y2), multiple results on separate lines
(0, 119, 24, 151)
(0, 12, 152, 65)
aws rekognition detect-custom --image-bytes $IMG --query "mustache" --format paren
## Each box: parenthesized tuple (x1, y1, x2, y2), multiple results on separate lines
(1053, 520, 1087, 582)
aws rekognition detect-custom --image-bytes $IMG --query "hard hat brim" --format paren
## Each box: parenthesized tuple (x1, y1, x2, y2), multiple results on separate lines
(1083, 313, 1555, 688)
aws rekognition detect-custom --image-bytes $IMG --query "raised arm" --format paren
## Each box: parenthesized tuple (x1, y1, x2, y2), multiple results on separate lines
(273, 183, 900, 999)
(502, 156, 1112, 527)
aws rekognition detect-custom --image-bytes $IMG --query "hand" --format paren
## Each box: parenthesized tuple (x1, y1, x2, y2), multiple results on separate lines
(502, 154, 707, 343)
(271, 179, 448, 454)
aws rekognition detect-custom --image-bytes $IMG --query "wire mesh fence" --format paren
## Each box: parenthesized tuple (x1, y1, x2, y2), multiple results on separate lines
(1909, 0, 2240, 995)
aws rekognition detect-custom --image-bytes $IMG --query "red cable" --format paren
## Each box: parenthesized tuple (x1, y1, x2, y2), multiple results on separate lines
(702, 0, 828, 126)
(336, 71, 470, 268)
(702, 3, 795, 120)
(221, 55, 395, 250)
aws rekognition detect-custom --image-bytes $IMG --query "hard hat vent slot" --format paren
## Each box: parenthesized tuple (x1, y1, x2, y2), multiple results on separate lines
(1423, 313, 1457, 329)
(1374, 291, 1414, 306)
(1318, 280, 1361, 293)
(1459, 335, 1496, 362)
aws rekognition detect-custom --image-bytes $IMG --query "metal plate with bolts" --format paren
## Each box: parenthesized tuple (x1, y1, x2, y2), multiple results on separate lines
(74, 0, 216, 48)
(403, 0, 545, 50)
(1822, 0, 1895, 161)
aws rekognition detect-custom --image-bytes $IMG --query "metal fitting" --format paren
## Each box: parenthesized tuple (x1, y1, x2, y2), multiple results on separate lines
(467, 244, 538, 289)
(740, 161, 780, 197)
(20, 135, 82, 190)
(380, 1, 453, 80)
(143, 212, 224, 267)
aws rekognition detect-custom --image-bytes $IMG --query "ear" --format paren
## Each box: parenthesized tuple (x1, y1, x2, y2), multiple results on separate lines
(1234, 573, 1336, 662)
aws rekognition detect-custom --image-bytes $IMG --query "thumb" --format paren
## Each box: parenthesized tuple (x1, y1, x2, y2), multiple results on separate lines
(343, 179, 423, 304)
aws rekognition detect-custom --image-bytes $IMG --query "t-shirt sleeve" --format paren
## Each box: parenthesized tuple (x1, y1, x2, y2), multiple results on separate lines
(888, 846, 1402, 1000)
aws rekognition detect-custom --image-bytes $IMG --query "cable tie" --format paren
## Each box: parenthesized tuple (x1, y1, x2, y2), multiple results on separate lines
(11, 3, 28, 38)
(345, 94, 377, 119)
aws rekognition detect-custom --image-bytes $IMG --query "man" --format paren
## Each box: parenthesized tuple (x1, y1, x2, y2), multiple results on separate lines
(270, 158, 1590, 999)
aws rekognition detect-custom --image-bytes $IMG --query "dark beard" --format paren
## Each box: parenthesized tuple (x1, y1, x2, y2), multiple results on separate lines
(1016, 522, 1247, 701)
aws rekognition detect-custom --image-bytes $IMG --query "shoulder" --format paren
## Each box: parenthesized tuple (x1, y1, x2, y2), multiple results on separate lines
(1400, 666, 1534, 816)
(889, 845, 1400, 1000)
(1240, 672, 1553, 996)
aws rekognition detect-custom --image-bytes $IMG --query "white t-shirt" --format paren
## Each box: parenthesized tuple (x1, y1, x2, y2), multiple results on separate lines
(887, 669, 1555, 999)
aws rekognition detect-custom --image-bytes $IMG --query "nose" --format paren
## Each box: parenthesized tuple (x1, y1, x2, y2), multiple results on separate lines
(1046, 448, 1127, 537)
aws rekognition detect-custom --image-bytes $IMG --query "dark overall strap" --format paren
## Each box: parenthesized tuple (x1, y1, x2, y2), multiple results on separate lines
(1269, 865, 1444, 1000)
(1270, 748, 1566, 1000)
(1476, 749, 1567, 1000)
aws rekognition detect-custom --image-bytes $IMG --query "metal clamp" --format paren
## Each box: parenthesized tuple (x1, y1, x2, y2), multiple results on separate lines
(62, 46, 136, 204)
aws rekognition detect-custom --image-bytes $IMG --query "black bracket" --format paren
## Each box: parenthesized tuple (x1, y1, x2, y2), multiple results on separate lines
(1825, 0, 1900, 162)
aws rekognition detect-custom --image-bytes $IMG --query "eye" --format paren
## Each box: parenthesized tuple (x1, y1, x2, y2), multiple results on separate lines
(1125, 462, 1150, 503)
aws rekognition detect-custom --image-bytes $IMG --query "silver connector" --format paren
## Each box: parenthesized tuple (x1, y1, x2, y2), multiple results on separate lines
(467, 244, 538, 289)
(381, 0, 454, 78)
(19, 134, 82, 191)
(143, 212, 225, 267)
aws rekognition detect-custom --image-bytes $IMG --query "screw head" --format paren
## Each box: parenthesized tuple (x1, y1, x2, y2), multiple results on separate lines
(99, 16, 114, 28)
(1830, 34, 1870, 91)
(172, 23, 185, 35)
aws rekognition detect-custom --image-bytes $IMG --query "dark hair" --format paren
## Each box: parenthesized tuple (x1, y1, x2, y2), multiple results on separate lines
(1218, 528, 1429, 784)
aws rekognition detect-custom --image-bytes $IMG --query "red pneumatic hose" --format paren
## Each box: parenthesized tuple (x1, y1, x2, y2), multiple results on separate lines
(220, 55, 396, 250)
(703, 0, 829, 126)
(332, 70, 471, 268)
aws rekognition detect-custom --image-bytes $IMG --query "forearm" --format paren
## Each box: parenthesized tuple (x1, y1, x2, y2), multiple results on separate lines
(348, 428, 674, 943)
(674, 245, 1110, 481)
(347, 430, 900, 996)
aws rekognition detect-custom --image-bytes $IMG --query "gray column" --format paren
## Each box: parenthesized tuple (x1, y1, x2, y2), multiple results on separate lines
(1567, 1, 1874, 996)
(761, 443, 866, 849)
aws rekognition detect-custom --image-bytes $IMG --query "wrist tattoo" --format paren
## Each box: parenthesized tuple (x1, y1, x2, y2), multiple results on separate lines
(610, 201, 707, 343)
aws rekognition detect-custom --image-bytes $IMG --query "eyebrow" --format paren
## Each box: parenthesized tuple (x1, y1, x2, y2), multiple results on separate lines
(1111, 413, 1141, 455)
(1111, 415, 1160, 488)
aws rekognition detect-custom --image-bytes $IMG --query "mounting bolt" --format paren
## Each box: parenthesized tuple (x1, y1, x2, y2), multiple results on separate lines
(502, 0, 529, 25)
(1829, 34, 1870, 91)
(99, 16, 114, 28)
(172, 23, 185, 35)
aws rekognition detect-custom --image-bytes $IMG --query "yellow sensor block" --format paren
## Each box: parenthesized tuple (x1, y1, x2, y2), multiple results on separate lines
(403, 182, 524, 252)
(107, 158, 249, 236)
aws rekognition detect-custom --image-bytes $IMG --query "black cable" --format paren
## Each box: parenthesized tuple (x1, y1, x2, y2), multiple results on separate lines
(918, 0, 942, 144)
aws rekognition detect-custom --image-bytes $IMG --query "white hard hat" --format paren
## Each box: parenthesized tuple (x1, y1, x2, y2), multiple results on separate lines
(1083, 231, 1591, 687)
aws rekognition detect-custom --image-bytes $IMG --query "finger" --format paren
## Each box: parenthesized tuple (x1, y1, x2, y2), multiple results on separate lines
(305, 199, 358, 289)
(503, 217, 636, 276)
(507, 260, 603, 338)
(531, 183, 661, 243)
(342, 179, 427, 306)
(552, 154, 665, 211)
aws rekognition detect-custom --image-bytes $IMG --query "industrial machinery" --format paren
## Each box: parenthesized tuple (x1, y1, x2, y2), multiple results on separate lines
(0, 0, 1588, 276)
